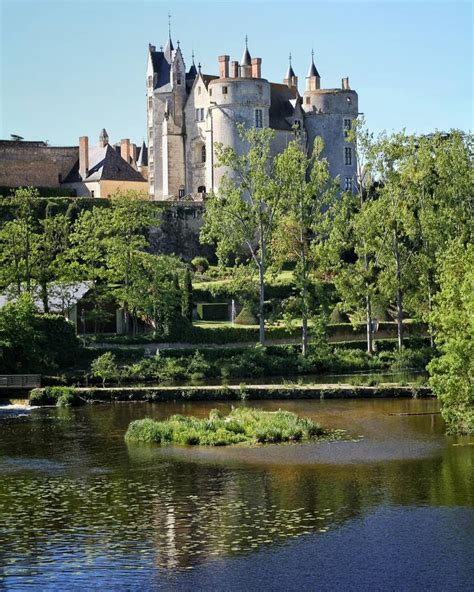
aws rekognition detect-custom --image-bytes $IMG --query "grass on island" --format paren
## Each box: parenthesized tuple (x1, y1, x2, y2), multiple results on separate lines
(125, 407, 326, 447)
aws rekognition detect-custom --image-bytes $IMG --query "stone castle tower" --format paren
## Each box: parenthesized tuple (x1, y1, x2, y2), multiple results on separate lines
(146, 34, 358, 200)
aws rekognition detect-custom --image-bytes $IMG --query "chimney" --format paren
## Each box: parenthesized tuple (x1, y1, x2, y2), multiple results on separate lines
(251, 57, 262, 78)
(130, 143, 137, 169)
(230, 60, 239, 78)
(79, 136, 89, 180)
(342, 77, 350, 90)
(218, 55, 230, 78)
(120, 139, 130, 164)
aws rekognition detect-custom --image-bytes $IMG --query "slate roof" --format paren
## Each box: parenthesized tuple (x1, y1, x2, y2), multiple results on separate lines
(241, 46, 251, 66)
(0, 282, 92, 313)
(307, 59, 320, 78)
(63, 143, 146, 183)
(136, 141, 148, 167)
(269, 83, 299, 130)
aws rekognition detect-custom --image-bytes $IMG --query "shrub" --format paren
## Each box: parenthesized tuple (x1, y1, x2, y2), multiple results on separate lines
(191, 256, 209, 273)
(196, 302, 229, 321)
(30, 386, 79, 407)
(234, 307, 258, 325)
(91, 352, 120, 386)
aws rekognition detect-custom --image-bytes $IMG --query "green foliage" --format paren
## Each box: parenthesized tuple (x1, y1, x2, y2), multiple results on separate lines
(90, 352, 120, 387)
(181, 267, 193, 322)
(0, 294, 79, 373)
(234, 306, 257, 325)
(428, 239, 474, 434)
(191, 256, 209, 273)
(125, 407, 325, 446)
(30, 386, 79, 407)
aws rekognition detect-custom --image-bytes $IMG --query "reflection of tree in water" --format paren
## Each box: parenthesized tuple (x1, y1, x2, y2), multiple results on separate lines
(0, 407, 472, 577)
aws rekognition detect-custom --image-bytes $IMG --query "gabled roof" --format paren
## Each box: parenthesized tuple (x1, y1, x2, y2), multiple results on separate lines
(63, 144, 146, 184)
(269, 83, 300, 130)
(201, 74, 219, 87)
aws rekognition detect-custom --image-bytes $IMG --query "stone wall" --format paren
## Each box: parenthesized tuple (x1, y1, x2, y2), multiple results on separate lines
(150, 202, 215, 262)
(0, 141, 78, 188)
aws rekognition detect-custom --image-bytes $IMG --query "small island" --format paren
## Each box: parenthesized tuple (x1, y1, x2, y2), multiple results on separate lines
(125, 407, 325, 446)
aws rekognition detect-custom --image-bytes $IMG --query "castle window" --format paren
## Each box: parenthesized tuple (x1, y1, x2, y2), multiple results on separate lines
(343, 118, 352, 137)
(344, 177, 352, 191)
(91, 190, 95, 198)
(209, 89, 212, 96)
(177, 77, 181, 85)
(148, 97, 152, 109)
(201, 144, 206, 163)
(198, 86, 201, 95)
(196, 108, 205, 121)
(178, 186, 185, 198)
(305, 97, 310, 104)
(344, 147, 352, 166)
(198, 185, 206, 194)
(148, 75, 153, 88)
(255, 108, 263, 128)
(222, 86, 228, 94)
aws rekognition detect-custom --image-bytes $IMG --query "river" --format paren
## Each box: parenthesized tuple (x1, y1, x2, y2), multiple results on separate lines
(0, 398, 472, 590)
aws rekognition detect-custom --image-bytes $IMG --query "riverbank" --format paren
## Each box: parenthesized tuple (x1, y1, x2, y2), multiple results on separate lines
(29, 383, 432, 405)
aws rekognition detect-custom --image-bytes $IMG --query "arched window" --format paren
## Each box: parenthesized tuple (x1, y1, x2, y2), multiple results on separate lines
(201, 144, 206, 163)
(197, 185, 206, 194)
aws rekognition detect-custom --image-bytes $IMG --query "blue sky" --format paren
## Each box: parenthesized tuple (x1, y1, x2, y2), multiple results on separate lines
(0, 0, 472, 146)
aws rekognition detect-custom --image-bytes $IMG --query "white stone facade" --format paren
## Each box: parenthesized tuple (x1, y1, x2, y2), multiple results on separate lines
(147, 37, 359, 201)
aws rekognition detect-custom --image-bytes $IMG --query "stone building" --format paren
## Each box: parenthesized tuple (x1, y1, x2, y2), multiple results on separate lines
(0, 130, 148, 197)
(62, 129, 148, 197)
(147, 35, 358, 200)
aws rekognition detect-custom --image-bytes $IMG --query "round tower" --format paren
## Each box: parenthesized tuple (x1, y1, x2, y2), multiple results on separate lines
(207, 40, 271, 191)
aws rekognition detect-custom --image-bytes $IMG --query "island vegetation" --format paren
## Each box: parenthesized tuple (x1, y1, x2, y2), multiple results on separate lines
(0, 122, 472, 434)
(125, 407, 325, 446)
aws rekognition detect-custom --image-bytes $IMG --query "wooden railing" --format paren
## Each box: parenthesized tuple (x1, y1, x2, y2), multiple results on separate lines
(0, 375, 41, 389)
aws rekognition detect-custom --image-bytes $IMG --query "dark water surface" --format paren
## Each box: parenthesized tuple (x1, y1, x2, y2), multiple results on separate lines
(0, 398, 472, 591)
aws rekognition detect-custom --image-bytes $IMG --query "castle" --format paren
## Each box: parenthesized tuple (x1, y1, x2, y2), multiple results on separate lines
(146, 33, 358, 201)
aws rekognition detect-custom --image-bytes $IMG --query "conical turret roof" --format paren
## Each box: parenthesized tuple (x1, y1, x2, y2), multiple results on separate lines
(240, 37, 251, 66)
(307, 52, 320, 78)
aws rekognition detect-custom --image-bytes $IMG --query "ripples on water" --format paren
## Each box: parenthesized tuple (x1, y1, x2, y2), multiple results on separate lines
(0, 398, 472, 590)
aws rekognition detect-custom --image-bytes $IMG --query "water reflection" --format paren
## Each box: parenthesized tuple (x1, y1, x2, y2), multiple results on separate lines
(0, 399, 472, 586)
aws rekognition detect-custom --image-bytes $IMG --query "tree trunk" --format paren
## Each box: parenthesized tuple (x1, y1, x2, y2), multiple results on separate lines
(366, 290, 373, 354)
(394, 230, 404, 350)
(41, 280, 49, 313)
(257, 227, 266, 346)
(427, 273, 435, 348)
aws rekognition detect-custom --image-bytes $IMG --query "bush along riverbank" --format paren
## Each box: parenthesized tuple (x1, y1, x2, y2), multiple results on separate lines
(83, 341, 433, 387)
(125, 407, 326, 446)
(28, 383, 432, 406)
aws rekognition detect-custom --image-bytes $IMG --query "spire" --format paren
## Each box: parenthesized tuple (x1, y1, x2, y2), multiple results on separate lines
(188, 49, 198, 78)
(307, 48, 320, 78)
(99, 128, 109, 147)
(136, 140, 148, 167)
(286, 52, 296, 80)
(240, 34, 251, 66)
(164, 12, 174, 62)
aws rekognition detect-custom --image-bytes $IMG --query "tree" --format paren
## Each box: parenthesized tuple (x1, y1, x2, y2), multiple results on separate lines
(181, 267, 193, 322)
(273, 134, 337, 355)
(428, 239, 473, 434)
(0, 293, 38, 372)
(201, 124, 282, 344)
(126, 253, 183, 337)
(91, 352, 119, 387)
(69, 190, 159, 333)
(0, 187, 40, 295)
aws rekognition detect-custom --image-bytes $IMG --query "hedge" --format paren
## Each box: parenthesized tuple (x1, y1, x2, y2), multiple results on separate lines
(196, 302, 229, 321)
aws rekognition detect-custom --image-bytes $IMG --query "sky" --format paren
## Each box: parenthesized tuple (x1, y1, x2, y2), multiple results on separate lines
(0, 0, 472, 146)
